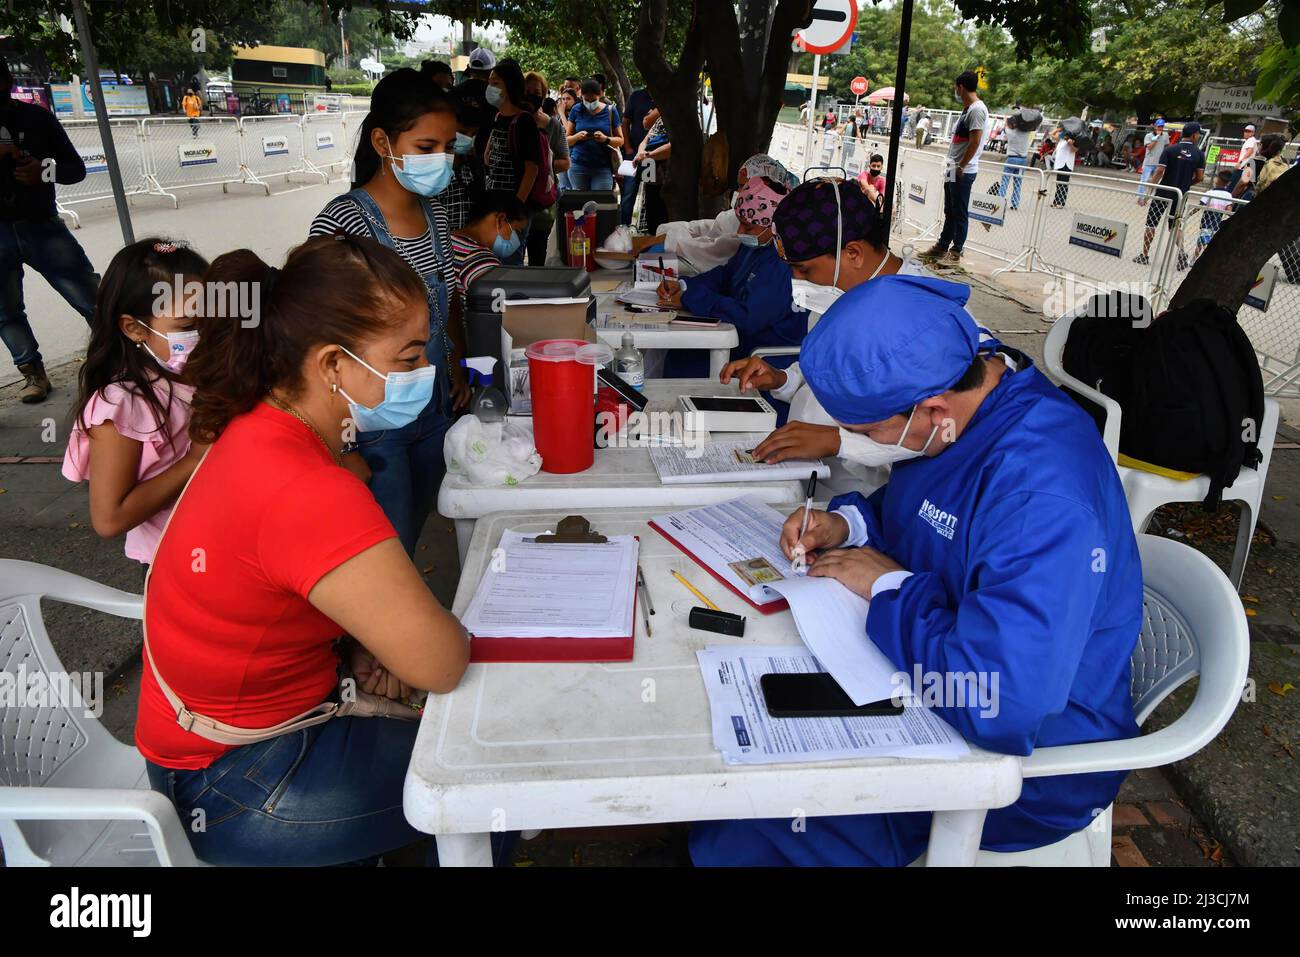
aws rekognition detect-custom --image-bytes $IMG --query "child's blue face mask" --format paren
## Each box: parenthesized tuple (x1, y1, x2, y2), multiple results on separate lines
(385, 144, 453, 197)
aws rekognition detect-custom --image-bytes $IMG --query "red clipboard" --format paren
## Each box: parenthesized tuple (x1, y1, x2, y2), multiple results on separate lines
(649, 519, 788, 614)
(468, 519, 639, 663)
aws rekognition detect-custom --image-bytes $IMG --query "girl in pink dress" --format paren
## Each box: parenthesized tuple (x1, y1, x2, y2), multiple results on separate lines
(63, 239, 210, 568)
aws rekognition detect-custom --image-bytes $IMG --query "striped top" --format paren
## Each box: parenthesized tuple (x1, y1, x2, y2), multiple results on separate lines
(450, 233, 501, 303)
(309, 193, 456, 295)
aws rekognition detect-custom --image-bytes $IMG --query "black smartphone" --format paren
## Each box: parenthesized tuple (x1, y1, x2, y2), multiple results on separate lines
(761, 672, 904, 719)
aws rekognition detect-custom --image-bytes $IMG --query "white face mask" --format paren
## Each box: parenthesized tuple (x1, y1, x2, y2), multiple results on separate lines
(843, 405, 939, 467)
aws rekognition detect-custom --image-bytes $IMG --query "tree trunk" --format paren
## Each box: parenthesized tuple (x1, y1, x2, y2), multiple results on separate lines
(1169, 164, 1300, 313)
(634, 0, 706, 220)
(594, 32, 632, 112)
(700, 0, 810, 187)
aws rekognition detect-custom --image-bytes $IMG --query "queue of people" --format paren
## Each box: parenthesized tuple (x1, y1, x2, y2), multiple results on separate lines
(42, 56, 1151, 870)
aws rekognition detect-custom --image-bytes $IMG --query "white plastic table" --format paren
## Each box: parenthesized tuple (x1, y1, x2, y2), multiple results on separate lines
(404, 505, 1024, 866)
(592, 291, 738, 378)
(438, 378, 805, 563)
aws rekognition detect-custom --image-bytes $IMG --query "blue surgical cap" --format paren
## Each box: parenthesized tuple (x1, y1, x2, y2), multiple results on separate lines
(800, 274, 982, 424)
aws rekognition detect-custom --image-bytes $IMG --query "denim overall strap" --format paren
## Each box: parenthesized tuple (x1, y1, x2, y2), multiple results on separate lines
(341, 189, 451, 413)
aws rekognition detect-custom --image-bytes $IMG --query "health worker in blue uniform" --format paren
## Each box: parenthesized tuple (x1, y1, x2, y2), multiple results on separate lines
(656, 175, 805, 377)
(689, 275, 1144, 866)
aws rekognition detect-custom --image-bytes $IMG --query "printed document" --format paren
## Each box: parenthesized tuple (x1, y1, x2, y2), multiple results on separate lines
(697, 645, 969, 764)
(461, 530, 638, 639)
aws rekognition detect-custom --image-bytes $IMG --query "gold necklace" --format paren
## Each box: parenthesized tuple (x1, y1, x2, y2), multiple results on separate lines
(266, 394, 342, 466)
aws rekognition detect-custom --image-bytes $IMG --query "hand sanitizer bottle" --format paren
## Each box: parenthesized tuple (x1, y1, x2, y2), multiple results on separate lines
(460, 357, 507, 423)
(614, 332, 644, 391)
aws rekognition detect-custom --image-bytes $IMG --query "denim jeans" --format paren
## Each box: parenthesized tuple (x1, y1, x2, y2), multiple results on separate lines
(358, 398, 450, 557)
(937, 171, 977, 253)
(619, 171, 641, 225)
(568, 161, 614, 191)
(997, 154, 1027, 210)
(0, 217, 99, 368)
(145, 716, 426, 866)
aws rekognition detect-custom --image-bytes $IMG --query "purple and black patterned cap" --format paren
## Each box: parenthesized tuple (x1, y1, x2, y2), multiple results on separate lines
(772, 179, 881, 263)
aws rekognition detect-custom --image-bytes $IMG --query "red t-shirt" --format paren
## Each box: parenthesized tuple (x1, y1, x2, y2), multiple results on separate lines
(136, 402, 397, 769)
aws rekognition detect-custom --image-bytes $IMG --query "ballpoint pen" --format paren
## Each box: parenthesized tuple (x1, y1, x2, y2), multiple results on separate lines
(637, 565, 656, 615)
(797, 469, 819, 546)
(636, 565, 653, 636)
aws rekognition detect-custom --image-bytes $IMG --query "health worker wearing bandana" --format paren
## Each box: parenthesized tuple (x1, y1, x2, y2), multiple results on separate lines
(690, 277, 1143, 867)
(722, 179, 942, 483)
(656, 175, 805, 375)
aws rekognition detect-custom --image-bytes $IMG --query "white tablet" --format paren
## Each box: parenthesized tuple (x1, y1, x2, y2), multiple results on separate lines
(679, 394, 778, 433)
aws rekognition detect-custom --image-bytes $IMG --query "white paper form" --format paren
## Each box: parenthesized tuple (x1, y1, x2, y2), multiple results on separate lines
(652, 496, 797, 604)
(460, 530, 638, 639)
(766, 575, 904, 706)
(649, 440, 830, 486)
(697, 646, 969, 764)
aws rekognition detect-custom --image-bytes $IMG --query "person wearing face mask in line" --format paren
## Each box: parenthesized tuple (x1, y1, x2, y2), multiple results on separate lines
(310, 69, 469, 557)
(450, 190, 530, 314)
(565, 78, 622, 191)
(434, 93, 486, 233)
(476, 58, 541, 265)
(524, 70, 570, 266)
(655, 175, 805, 378)
(691, 259, 1143, 868)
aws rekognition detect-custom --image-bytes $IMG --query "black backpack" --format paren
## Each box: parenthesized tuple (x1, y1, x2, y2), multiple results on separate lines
(1062, 292, 1265, 509)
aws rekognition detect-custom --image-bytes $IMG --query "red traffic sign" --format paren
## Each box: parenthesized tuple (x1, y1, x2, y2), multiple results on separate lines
(794, 0, 858, 55)
(850, 76, 869, 96)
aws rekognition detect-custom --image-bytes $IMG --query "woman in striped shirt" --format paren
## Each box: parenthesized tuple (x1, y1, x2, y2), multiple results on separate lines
(309, 68, 469, 556)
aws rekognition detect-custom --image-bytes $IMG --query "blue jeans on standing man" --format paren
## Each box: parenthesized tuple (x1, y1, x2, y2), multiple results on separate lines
(936, 171, 977, 254)
(997, 154, 1028, 210)
(0, 217, 98, 369)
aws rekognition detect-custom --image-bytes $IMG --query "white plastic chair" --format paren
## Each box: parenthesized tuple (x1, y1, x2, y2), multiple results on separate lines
(913, 533, 1250, 866)
(0, 560, 201, 866)
(1045, 305, 1280, 588)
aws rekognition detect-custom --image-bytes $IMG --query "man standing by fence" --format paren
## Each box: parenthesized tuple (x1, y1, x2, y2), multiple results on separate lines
(919, 72, 987, 268)
(1133, 121, 1204, 271)
(0, 57, 99, 404)
(1138, 118, 1169, 204)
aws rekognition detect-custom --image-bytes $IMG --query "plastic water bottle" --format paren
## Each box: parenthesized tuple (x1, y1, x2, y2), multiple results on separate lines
(614, 332, 644, 391)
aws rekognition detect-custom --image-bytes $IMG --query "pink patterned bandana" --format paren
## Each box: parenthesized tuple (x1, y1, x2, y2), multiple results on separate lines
(733, 175, 788, 229)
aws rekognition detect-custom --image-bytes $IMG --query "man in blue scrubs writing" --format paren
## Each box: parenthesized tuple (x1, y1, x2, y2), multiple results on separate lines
(690, 273, 1144, 866)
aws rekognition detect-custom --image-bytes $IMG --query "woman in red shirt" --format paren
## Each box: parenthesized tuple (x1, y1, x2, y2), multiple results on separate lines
(139, 234, 470, 865)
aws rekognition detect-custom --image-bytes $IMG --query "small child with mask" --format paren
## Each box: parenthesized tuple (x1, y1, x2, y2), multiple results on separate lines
(63, 239, 210, 570)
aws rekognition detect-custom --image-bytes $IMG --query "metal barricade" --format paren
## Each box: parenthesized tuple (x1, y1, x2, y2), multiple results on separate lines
(54, 118, 159, 226)
(141, 116, 243, 200)
(301, 112, 349, 179)
(1029, 169, 1180, 305)
(238, 114, 320, 191)
(893, 148, 949, 242)
(1166, 191, 1300, 397)
(960, 154, 1044, 273)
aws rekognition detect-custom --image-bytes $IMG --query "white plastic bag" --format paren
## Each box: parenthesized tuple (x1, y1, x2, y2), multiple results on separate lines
(444, 415, 542, 487)
(604, 224, 634, 253)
